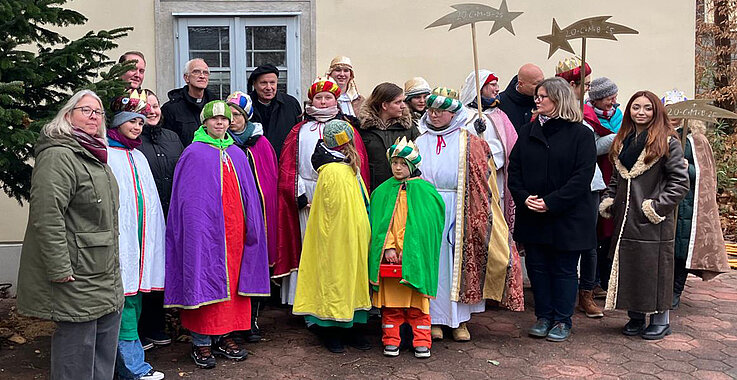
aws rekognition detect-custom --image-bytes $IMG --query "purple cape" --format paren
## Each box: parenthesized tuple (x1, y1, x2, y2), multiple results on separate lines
(164, 142, 269, 308)
(246, 136, 278, 267)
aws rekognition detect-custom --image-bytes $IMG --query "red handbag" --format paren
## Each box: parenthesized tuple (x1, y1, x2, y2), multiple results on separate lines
(379, 264, 402, 278)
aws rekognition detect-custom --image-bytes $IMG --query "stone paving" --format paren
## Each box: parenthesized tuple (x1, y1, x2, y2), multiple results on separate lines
(1, 272, 736, 379)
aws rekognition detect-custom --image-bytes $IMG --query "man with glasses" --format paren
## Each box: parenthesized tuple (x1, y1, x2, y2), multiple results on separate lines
(498, 63, 544, 131)
(162, 58, 216, 146)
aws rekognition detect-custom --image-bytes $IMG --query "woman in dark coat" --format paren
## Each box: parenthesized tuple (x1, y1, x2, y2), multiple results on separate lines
(599, 91, 689, 340)
(137, 89, 183, 350)
(508, 77, 597, 342)
(358, 82, 420, 191)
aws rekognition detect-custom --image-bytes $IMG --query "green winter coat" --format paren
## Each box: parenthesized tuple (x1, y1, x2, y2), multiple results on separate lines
(368, 176, 444, 298)
(16, 132, 123, 322)
(675, 136, 696, 260)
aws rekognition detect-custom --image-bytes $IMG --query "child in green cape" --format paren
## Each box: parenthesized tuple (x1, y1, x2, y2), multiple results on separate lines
(368, 136, 445, 359)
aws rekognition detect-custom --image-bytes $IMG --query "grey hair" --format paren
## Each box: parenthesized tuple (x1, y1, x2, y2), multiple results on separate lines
(536, 77, 583, 122)
(183, 58, 207, 75)
(43, 89, 107, 142)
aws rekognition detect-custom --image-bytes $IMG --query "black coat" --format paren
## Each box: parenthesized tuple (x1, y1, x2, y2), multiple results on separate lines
(498, 76, 537, 131)
(249, 91, 302, 159)
(357, 107, 420, 192)
(138, 124, 184, 218)
(161, 85, 216, 146)
(508, 117, 597, 251)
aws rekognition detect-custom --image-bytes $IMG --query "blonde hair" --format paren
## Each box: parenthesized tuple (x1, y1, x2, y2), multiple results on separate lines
(536, 77, 582, 123)
(43, 90, 107, 141)
(338, 141, 360, 174)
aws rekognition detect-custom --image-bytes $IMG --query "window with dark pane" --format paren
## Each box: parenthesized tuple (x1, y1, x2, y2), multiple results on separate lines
(246, 25, 288, 92)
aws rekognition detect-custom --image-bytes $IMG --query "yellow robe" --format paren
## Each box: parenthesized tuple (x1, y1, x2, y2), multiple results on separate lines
(293, 162, 372, 321)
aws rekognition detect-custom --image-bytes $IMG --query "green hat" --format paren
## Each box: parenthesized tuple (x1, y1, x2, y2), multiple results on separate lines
(387, 136, 421, 173)
(323, 119, 354, 148)
(200, 100, 232, 123)
(426, 87, 463, 113)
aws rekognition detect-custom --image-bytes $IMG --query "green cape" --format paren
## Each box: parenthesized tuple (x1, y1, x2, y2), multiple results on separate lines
(192, 125, 234, 149)
(368, 176, 445, 297)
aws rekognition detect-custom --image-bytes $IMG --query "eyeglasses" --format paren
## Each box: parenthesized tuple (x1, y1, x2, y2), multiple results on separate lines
(427, 108, 446, 116)
(189, 69, 210, 77)
(534, 95, 549, 101)
(73, 106, 105, 118)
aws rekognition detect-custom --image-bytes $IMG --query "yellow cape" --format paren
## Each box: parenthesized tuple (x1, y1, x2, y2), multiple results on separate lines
(293, 162, 372, 321)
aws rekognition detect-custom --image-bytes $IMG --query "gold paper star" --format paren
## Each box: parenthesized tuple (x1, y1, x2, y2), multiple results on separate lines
(537, 19, 576, 58)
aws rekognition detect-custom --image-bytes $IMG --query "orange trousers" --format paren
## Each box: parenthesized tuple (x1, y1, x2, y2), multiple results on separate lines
(381, 307, 431, 348)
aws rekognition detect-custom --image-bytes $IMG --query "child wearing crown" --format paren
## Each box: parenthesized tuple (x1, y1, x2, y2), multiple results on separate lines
(368, 137, 445, 358)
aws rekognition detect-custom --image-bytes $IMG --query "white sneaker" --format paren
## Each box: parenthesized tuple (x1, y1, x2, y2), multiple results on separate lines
(140, 369, 165, 380)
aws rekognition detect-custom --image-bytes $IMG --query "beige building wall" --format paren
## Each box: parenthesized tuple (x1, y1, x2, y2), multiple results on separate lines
(316, 0, 695, 103)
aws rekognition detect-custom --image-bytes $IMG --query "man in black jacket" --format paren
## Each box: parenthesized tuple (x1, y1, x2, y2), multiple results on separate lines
(498, 63, 544, 131)
(161, 58, 216, 146)
(248, 64, 302, 159)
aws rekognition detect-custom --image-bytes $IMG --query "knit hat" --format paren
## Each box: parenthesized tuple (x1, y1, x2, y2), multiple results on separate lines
(308, 78, 341, 100)
(200, 100, 233, 123)
(323, 119, 354, 148)
(588, 77, 618, 100)
(247, 64, 279, 90)
(404, 77, 432, 100)
(387, 136, 421, 173)
(426, 87, 463, 113)
(555, 56, 592, 83)
(226, 91, 254, 120)
(110, 90, 149, 128)
(661, 89, 688, 106)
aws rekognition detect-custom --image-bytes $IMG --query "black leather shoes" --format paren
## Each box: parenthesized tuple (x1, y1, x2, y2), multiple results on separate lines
(622, 319, 646, 336)
(528, 318, 553, 338)
(671, 293, 681, 310)
(642, 324, 671, 340)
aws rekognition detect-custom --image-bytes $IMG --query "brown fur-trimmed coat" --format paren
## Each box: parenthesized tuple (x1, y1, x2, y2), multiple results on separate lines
(358, 106, 419, 191)
(600, 137, 689, 313)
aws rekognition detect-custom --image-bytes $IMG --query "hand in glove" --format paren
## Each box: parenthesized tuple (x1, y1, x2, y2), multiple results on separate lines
(474, 117, 486, 134)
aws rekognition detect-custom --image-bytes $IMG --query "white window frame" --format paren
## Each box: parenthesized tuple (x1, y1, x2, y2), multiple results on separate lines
(175, 15, 301, 99)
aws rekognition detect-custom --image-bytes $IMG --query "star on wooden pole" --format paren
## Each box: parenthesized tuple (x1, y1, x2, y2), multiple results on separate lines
(537, 16, 638, 111)
(426, 1, 523, 130)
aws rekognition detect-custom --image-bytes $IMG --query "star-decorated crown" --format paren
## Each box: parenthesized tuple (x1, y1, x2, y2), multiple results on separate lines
(661, 89, 688, 106)
(556, 56, 583, 75)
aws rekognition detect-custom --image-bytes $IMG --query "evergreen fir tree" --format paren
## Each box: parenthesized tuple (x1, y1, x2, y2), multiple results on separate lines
(0, 0, 133, 203)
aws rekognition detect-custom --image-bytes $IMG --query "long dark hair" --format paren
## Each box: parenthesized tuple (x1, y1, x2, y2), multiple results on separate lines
(365, 82, 403, 114)
(610, 90, 676, 165)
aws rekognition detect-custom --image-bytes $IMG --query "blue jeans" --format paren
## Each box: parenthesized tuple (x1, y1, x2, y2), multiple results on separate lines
(191, 332, 220, 347)
(579, 248, 598, 290)
(115, 339, 152, 380)
(525, 244, 583, 328)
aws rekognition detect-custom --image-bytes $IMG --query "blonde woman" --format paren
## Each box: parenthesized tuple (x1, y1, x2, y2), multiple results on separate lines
(507, 77, 598, 342)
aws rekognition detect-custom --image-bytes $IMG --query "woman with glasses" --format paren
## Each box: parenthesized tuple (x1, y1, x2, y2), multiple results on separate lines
(16, 90, 124, 380)
(555, 57, 615, 319)
(508, 77, 597, 342)
(414, 87, 495, 342)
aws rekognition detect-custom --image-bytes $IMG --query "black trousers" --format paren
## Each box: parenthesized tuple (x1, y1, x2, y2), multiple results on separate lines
(525, 244, 583, 328)
(138, 291, 165, 339)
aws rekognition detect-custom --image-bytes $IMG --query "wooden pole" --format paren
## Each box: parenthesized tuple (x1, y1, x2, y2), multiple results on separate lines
(680, 119, 689, 149)
(580, 37, 587, 112)
(471, 22, 484, 123)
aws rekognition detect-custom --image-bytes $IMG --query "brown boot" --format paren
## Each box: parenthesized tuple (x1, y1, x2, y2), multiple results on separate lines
(592, 285, 607, 299)
(577, 289, 604, 318)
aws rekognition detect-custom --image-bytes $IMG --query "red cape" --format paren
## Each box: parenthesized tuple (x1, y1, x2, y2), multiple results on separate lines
(274, 119, 371, 277)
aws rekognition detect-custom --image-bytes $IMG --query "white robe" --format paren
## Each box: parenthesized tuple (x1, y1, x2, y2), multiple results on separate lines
(107, 146, 166, 296)
(416, 109, 485, 328)
(281, 120, 325, 304)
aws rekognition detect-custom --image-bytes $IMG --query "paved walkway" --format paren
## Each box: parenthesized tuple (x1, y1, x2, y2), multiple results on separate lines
(2, 272, 736, 379)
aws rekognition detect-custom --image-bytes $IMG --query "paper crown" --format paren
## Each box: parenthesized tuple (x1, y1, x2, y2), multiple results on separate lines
(661, 89, 688, 106)
(387, 136, 422, 170)
(308, 77, 341, 99)
(426, 87, 463, 113)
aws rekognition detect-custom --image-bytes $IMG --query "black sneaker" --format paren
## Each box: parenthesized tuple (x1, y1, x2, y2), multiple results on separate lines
(191, 345, 216, 369)
(141, 338, 154, 351)
(139, 369, 165, 380)
(383, 345, 399, 357)
(146, 330, 172, 346)
(414, 346, 431, 359)
(346, 330, 371, 351)
(213, 337, 248, 361)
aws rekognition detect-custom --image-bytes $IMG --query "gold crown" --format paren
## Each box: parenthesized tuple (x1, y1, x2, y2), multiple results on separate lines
(556, 56, 583, 75)
(432, 87, 459, 100)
